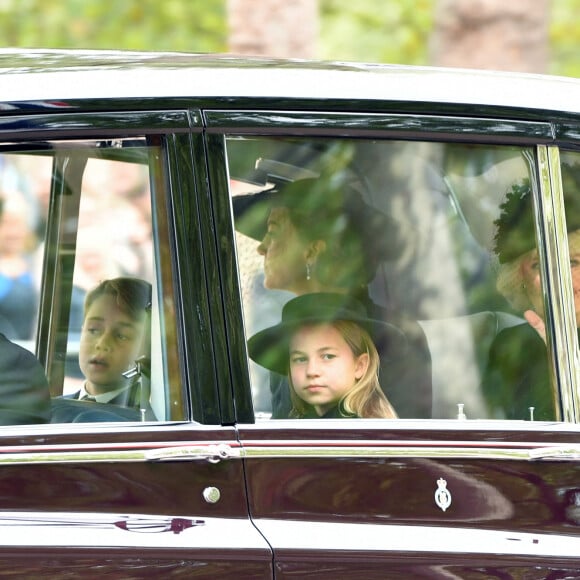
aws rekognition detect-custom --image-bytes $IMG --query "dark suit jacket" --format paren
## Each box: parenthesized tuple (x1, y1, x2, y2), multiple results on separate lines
(0, 333, 51, 425)
(481, 323, 559, 421)
(53, 380, 156, 423)
(51, 397, 143, 423)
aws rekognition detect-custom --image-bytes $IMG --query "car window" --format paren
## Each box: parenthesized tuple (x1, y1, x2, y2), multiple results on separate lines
(226, 136, 559, 421)
(561, 151, 580, 297)
(0, 138, 185, 426)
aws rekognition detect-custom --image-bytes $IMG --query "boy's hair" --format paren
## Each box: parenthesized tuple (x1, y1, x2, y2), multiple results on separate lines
(83, 277, 151, 321)
(289, 319, 396, 419)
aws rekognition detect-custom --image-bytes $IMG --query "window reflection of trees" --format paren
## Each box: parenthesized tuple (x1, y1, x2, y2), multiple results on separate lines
(230, 137, 535, 419)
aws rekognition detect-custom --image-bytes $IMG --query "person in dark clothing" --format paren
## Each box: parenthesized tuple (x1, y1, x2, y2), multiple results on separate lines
(248, 293, 402, 418)
(0, 332, 51, 425)
(234, 174, 432, 418)
(483, 322, 559, 420)
(482, 161, 580, 420)
(0, 194, 50, 425)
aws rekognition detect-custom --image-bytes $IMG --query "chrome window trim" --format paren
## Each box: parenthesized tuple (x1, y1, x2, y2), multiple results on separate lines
(536, 145, 580, 422)
(0, 443, 241, 465)
(4, 441, 580, 464)
(239, 443, 571, 461)
(0, 110, 194, 139)
(204, 110, 553, 142)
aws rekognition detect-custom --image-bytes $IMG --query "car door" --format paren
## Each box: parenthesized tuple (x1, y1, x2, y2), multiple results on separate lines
(207, 109, 580, 578)
(0, 110, 272, 577)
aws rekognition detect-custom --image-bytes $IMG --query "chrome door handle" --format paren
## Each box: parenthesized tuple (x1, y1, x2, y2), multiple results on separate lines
(145, 444, 240, 463)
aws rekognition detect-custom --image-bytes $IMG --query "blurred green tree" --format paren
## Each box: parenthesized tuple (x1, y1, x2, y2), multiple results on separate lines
(550, 0, 580, 77)
(319, 0, 433, 65)
(431, 0, 549, 74)
(319, 0, 579, 77)
(0, 0, 227, 53)
(0, 0, 577, 77)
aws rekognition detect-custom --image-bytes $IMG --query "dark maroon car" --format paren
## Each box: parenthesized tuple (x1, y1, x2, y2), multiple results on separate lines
(0, 49, 580, 578)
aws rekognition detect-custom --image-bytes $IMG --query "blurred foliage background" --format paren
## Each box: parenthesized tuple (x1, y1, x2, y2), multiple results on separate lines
(549, 0, 580, 76)
(0, 0, 577, 77)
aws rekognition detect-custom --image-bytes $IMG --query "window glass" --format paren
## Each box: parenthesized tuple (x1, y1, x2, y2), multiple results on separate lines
(0, 152, 47, 343)
(0, 138, 184, 426)
(227, 136, 553, 421)
(561, 149, 580, 340)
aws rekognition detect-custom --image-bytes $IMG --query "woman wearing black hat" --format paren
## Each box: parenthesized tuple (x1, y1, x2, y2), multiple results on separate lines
(482, 160, 580, 420)
(248, 293, 400, 418)
(234, 174, 432, 419)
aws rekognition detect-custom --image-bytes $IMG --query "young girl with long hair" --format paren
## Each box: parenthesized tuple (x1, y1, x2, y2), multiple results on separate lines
(248, 293, 401, 419)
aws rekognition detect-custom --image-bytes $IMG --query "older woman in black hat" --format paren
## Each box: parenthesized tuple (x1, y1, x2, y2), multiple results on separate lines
(234, 173, 432, 419)
(482, 161, 580, 420)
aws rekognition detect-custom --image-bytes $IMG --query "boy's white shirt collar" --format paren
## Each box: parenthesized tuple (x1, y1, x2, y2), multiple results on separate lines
(78, 382, 131, 404)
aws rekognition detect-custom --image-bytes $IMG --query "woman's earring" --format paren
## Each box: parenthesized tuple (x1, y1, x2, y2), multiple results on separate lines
(306, 263, 311, 281)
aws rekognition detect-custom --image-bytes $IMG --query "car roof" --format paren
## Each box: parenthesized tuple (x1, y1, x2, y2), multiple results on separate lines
(0, 48, 579, 116)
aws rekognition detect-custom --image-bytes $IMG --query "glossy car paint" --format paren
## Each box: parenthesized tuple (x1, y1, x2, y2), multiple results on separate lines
(0, 50, 580, 577)
(0, 425, 272, 578)
(239, 422, 580, 578)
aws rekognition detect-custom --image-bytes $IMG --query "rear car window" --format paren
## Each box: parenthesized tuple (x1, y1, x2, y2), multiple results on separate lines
(227, 136, 565, 421)
(0, 138, 185, 425)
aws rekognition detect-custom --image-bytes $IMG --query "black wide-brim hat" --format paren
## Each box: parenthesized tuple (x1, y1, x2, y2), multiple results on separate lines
(232, 186, 278, 242)
(232, 177, 403, 260)
(247, 293, 406, 375)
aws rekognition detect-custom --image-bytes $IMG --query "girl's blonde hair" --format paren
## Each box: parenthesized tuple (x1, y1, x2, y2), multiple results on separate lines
(289, 320, 398, 419)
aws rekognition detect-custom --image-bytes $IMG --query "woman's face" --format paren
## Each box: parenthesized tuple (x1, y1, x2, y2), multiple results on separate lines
(519, 249, 543, 315)
(568, 230, 580, 323)
(520, 230, 580, 324)
(257, 207, 311, 294)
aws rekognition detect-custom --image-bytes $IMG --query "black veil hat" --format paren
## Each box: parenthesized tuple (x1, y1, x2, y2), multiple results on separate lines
(493, 179, 536, 264)
(494, 162, 580, 264)
(233, 176, 404, 269)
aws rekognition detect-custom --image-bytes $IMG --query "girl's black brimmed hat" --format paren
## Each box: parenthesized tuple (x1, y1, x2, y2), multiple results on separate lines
(247, 293, 406, 375)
